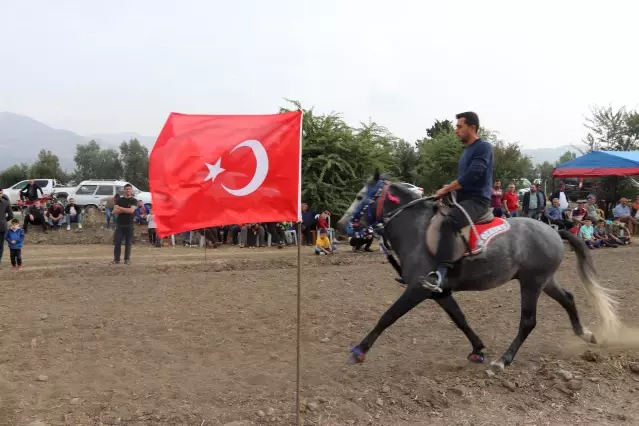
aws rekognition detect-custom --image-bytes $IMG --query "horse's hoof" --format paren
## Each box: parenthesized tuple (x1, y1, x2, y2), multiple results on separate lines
(490, 359, 505, 372)
(581, 328, 597, 344)
(346, 346, 366, 365)
(468, 352, 485, 363)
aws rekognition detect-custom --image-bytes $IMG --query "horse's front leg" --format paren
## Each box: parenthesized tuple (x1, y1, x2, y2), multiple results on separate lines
(347, 285, 430, 364)
(433, 293, 486, 362)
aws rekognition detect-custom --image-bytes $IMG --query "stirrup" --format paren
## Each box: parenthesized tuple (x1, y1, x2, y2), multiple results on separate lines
(421, 271, 443, 293)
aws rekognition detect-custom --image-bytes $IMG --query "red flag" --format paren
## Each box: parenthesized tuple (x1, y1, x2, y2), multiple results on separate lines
(149, 111, 302, 237)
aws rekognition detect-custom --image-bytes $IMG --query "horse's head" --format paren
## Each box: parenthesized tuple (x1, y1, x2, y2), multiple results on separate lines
(337, 170, 423, 235)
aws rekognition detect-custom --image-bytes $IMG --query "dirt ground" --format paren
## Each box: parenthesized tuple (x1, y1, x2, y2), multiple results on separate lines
(1, 228, 639, 426)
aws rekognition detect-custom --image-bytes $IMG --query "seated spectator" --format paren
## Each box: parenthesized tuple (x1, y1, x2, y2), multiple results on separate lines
(316, 210, 330, 230)
(350, 226, 374, 252)
(593, 219, 618, 248)
(102, 194, 118, 229)
(315, 228, 336, 255)
(134, 200, 150, 225)
(64, 198, 83, 231)
(23, 200, 48, 233)
(199, 227, 221, 248)
(585, 195, 602, 222)
(579, 218, 600, 249)
(265, 222, 287, 248)
(244, 223, 265, 248)
(544, 198, 571, 230)
(46, 202, 65, 230)
(611, 217, 631, 245)
(613, 197, 636, 234)
(570, 200, 588, 224)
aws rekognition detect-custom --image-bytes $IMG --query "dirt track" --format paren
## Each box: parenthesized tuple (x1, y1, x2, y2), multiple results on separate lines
(1, 233, 639, 426)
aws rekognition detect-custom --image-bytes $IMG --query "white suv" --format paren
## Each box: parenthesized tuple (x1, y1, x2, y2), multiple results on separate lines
(69, 180, 152, 212)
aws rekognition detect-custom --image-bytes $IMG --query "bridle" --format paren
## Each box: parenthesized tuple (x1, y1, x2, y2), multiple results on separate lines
(348, 179, 436, 236)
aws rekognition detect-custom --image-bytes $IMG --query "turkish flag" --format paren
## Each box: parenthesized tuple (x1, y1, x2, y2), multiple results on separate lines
(149, 111, 302, 237)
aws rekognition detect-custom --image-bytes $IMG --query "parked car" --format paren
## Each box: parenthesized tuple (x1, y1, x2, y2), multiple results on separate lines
(2, 178, 64, 206)
(64, 179, 152, 213)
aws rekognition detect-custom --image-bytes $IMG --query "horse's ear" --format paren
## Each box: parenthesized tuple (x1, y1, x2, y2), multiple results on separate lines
(373, 169, 380, 182)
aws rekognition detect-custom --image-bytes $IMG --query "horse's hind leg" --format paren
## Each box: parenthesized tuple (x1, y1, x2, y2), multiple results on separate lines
(434, 293, 486, 362)
(543, 276, 596, 344)
(347, 286, 430, 364)
(491, 276, 544, 372)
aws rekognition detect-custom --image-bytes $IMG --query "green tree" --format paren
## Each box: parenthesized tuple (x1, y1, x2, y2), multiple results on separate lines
(534, 161, 555, 187)
(557, 150, 576, 164)
(120, 139, 149, 190)
(390, 139, 419, 183)
(414, 132, 463, 194)
(426, 119, 454, 138)
(583, 104, 639, 151)
(0, 163, 30, 188)
(30, 149, 67, 182)
(73, 140, 123, 181)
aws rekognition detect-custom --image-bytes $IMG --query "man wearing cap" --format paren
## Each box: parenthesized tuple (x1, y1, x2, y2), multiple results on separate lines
(613, 197, 636, 234)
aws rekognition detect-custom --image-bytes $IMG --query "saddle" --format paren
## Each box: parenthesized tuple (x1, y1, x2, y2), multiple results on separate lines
(426, 205, 510, 263)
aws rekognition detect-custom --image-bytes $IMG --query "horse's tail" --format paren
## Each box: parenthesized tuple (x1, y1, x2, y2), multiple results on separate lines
(558, 230, 621, 334)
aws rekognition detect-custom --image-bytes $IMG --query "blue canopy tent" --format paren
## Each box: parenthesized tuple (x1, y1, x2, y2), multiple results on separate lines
(553, 151, 639, 177)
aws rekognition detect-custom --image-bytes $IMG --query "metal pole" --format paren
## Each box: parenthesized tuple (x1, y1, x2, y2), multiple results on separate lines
(295, 221, 302, 426)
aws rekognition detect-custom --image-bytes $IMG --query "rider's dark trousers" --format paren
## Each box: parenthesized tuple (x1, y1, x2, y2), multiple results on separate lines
(437, 197, 491, 265)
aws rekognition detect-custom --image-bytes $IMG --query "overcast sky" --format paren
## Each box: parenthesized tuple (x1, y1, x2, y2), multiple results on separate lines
(1, 0, 637, 148)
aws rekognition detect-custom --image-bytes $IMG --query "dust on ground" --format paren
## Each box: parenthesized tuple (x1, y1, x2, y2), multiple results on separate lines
(1, 228, 639, 426)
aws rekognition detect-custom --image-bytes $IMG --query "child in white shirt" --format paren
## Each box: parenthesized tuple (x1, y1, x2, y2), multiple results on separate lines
(147, 210, 159, 247)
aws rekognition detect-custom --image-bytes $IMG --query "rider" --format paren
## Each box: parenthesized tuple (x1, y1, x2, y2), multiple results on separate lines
(425, 111, 494, 292)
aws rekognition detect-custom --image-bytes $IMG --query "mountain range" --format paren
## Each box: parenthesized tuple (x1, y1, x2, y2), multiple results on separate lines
(0, 111, 583, 171)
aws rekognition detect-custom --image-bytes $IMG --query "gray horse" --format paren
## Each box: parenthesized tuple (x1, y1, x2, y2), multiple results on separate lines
(337, 172, 620, 371)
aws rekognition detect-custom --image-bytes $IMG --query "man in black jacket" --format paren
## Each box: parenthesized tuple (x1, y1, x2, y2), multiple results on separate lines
(23, 200, 48, 233)
(0, 190, 15, 268)
(20, 179, 44, 202)
(522, 185, 545, 219)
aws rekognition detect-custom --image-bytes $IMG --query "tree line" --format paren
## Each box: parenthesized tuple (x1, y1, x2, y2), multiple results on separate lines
(2, 102, 635, 214)
(0, 139, 150, 191)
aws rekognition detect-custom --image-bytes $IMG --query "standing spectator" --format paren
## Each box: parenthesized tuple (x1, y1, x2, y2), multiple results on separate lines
(550, 182, 570, 211)
(134, 200, 150, 225)
(301, 203, 316, 245)
(0, 189, 14, 268)
(111, 184, 137, 265)
(23, 200, 47, 233)
(503, 183, 519, 217)
(535, 184, 547, 211)
(64, 198, 83, 230)
(522, 185, 543, 219)
(20, 179, 44, 202)
(46, 202, 65, 230)
(102, 194, 118, 229)
(613, 197, 637, 234)
(4, 218, 24, 270)
(491, 180, 504, 217)
(147, 208, 159, 247)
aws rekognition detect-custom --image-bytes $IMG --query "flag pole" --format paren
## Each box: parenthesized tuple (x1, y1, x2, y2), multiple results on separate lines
(295, 220, 302, 426)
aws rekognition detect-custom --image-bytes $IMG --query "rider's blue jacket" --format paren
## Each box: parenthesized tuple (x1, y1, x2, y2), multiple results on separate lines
(457, 138, 493, 202)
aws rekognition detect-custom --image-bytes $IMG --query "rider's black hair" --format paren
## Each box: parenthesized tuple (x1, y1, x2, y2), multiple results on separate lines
(455, 111, 480, 132)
